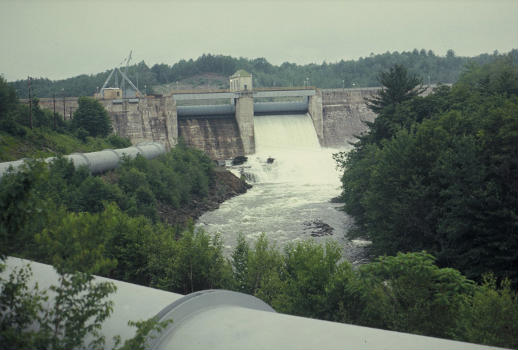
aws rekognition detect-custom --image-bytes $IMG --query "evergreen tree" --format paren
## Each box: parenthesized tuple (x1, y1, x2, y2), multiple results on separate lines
(365, 64, 425, 114)
(71, 97, 112, 137)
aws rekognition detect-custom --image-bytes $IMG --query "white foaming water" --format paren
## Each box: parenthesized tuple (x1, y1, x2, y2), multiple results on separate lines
(197, 114, 363, 261)
(249, 114, 338, 185)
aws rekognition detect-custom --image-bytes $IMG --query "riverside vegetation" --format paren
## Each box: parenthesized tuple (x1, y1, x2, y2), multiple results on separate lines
(0, 75, 130, 162)
(1, 57, 518, 348)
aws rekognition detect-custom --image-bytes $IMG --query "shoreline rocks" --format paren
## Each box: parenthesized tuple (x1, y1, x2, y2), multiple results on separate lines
(158, 168, 251, 228)
(303, 219, 334, 237)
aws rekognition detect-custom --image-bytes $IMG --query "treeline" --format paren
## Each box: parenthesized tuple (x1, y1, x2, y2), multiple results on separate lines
(9, 61, 157, 99)
(10, 49, 514, 98)
(334, 53, 518, 288)
(0, 76, 130, 161)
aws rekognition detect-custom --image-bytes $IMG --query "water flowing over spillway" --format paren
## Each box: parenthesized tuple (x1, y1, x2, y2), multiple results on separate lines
(197, 114, 366, 262)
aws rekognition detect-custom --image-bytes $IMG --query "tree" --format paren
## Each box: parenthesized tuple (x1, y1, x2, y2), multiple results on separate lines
(365, 64, 425, 114)
(358, 252, 474, 338)
(458, 274, 518, 348)
(0, 259, 172, 350)
(273, 240, 342, 319)
(336, 57, 518, 287)
(71, 97, 112, 137)
(0, 261, 116, 349)
(231, 233, 250, 293)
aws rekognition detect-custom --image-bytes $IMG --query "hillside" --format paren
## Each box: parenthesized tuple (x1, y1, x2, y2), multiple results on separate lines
(153, 73, 228, 94)
(9, 49, 515, 99)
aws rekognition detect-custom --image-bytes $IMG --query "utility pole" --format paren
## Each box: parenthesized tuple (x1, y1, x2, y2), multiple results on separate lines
(27, 76, 33, 129)
(62, 88, 66, 120)
(53, 92, 56, 129)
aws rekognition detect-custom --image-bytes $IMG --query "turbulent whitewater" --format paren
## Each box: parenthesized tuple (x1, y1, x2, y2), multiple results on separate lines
(197, 114, 365, 262)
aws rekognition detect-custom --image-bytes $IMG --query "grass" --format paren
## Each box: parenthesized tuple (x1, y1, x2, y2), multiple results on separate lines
(0, 128, 124, 162)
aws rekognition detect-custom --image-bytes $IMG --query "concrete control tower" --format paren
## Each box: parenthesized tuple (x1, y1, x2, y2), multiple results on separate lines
(230, 69, 253, 91)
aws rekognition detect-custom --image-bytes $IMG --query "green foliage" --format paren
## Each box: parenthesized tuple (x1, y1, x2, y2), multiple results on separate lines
(231, 233, 250, 293)
(457, 54, 518, 96)
(358, 252, 474, 338)
(71, 97, 112, 137)
(35, 206, 119, 275)
(228, 238, 518, 348)
(161, 226, 229, 294)
(0, 161, 50, 258)
(244, 233, 283, 299)
(9, 50, 516, 98)
(106, 134, 132, 148)
(0, 127, 133, 162)
(0, 76, 29, 135)
(9, 61, 157, 99)
(458, 274, 518, 348)
(0, 76, 134, 162)
(0, 263, 46, 348)
(69, 176, 124, 213)
(336, 55, 518, 286)
(113, 146, 213, 218)
(273, 240, 342, 318)
(115, 317, 173, 350)
(0, 140, 220, 294)
(0, 261, 116, 350)
(365, 64, 424, 114)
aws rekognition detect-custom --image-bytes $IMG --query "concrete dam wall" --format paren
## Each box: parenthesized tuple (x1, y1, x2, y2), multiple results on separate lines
(33, 87, 381, 158)
(320, 88, 379, 148)
(178, 116, 244, 159)
(34, 96, 178, 150)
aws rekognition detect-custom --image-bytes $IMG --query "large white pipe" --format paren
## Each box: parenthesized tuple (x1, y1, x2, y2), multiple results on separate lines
(0, 142, 166, 179)
(1, 257, 504, 349)
(2, 257, 183, 349)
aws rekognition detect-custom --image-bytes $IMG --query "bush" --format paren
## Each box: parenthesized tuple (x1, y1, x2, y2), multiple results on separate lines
(107, 134, 132, 148)
(75, 127, 89, 142)
(71, 97, 112, 137)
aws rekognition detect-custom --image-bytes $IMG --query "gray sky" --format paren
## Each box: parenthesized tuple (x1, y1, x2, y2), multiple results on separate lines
(1, 0, 516, 81)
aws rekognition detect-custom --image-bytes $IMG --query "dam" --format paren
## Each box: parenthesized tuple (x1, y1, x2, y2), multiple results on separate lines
(32, 70, 379, 158)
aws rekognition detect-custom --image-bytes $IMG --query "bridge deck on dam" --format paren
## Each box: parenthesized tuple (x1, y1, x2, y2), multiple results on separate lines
(177, 102, 309, 118)
(172, 88, 316, 102)
(174, 88, 315, 118)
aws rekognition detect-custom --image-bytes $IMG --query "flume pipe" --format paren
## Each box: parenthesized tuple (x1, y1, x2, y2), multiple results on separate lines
(0, 142, 166, 179)
(1, 257, 503, 350)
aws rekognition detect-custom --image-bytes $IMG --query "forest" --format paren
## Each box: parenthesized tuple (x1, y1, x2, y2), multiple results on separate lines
(9, 49, 514, 98)
(1, 55, 517, 348)
(334, 51, 517, 288)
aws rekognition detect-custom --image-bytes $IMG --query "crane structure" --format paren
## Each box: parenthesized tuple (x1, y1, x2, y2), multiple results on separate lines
(97, 50, 143, 100)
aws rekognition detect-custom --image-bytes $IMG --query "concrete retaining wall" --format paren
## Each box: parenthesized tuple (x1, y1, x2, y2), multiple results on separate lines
(178, 116, 244, 159)
(308, 93, 324, 145)
(33, 96, 178, 150)
(321, 88, 379, 148)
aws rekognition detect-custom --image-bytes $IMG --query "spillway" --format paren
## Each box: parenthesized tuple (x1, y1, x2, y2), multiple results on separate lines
(197, 114, 365, 261)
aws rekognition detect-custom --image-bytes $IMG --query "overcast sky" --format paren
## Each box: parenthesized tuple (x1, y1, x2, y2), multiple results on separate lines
(1, 0, 516, 81)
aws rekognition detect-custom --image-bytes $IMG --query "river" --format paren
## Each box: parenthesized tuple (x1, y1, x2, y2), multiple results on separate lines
(196, 114, 368, 262)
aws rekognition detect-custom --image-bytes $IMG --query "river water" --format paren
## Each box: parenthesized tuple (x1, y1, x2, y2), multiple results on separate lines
(196, 114, 368, 262)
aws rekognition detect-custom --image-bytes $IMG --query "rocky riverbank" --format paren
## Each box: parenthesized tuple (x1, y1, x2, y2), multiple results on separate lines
(158, 167, 251, 228)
